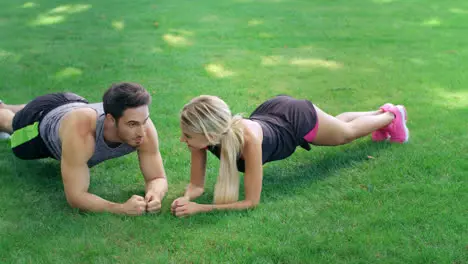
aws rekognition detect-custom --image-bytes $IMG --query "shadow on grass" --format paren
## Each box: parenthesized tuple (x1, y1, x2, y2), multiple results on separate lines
(259, 140, 392, 201)
(9, 157, 62, 188)
(0, 139, 393, 223)
(173, 140, 393, 222)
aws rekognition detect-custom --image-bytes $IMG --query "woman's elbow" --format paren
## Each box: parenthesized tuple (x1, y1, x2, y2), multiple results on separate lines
(66, 198, 80, 209)
(65, 193, 82, 209)
(246, 199, 260, 208)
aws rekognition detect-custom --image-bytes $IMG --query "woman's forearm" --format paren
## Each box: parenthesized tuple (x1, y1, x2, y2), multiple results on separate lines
(199, 199, 258, 213)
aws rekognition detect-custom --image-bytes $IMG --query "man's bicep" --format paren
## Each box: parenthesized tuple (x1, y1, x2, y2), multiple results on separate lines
(61, 158, 90, 196)
(60, 130, 94, 195)
(138, 121, 166, 181)
(139, 149, 166, 181)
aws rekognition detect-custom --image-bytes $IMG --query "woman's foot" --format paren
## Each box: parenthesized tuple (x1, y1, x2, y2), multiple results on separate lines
(387, 105, 409, 143)
(372, 104, 409, 143)
(371, 103, 394, 141)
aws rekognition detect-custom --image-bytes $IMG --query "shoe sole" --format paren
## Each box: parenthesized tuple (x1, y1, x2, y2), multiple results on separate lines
(396, 104, 408, 121)
(0, 132, 10, 140)
(392, 105, 409, 143)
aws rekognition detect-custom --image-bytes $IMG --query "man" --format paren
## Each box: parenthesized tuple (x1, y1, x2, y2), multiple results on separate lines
(0, 82, 168, 216)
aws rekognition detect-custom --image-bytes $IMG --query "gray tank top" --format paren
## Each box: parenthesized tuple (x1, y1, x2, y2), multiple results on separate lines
(39, 102, 136, 167)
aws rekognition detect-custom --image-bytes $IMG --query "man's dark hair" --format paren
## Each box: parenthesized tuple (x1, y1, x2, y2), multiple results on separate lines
(103, 82, 151, 121)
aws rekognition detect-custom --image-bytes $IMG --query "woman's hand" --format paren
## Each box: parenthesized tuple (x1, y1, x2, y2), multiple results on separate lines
(171, 196, 189, 213)
(171, 197, 204, 217)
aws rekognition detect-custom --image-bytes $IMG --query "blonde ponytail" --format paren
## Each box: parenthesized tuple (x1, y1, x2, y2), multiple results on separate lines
(214, 115, 244, 204)
(180, 96, 245, 204)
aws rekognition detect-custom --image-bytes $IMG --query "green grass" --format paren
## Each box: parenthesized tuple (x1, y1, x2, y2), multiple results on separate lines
(1, 0, 467, 263)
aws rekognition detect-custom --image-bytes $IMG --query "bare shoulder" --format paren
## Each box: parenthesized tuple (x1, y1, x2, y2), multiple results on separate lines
(60, 108, 97, 139)
(60, 108, 97, 164)
(241, 119, 263, 170)
(241, 119, 263, 151)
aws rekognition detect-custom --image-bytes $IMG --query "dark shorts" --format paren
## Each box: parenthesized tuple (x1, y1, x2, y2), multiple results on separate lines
(11, 93, 88, 160)
(208, 95, 319, 172)
(250, 95, 318, 148)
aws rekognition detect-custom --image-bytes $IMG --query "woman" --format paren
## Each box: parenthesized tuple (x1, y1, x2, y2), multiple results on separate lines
(171, 95, 408, 217)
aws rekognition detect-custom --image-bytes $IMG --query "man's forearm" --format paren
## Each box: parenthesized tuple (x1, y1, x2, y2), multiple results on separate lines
(145, 178, 168, 199)
(67, 192, 124, 214)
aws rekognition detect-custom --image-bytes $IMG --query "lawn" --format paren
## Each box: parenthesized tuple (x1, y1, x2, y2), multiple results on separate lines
(0, 0, 467, 263)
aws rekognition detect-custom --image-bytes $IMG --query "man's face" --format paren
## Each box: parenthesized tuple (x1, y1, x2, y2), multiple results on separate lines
(115, 105, 150, 147)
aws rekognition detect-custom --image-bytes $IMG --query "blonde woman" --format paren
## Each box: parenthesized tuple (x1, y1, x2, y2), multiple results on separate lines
(171, 95, 408, 217)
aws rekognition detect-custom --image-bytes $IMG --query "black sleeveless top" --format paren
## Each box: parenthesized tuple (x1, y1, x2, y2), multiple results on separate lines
(207, 95, 317, 172)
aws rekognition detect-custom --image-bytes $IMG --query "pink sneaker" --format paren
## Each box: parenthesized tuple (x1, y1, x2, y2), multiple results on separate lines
(371, 103, 394, 142)
(396, 104, 408, 121)
(387, 105, 409, 143)
(371, 129, 390, 141)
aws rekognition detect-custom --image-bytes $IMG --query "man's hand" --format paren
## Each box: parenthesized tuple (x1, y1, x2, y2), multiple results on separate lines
(122, 195, 147, 216)
(145, 192, 162, 213)
(137, 118, 168, 212)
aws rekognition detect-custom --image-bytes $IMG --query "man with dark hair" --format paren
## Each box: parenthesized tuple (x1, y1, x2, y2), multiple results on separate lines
(0, 83, 168, 216)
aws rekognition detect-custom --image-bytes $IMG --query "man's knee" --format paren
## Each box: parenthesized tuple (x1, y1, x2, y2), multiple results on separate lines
(0, 109, 14, 132)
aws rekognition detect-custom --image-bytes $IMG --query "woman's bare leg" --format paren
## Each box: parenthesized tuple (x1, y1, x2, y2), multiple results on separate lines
(311, 106, 394, 146)
(335, 110, 383, 122)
